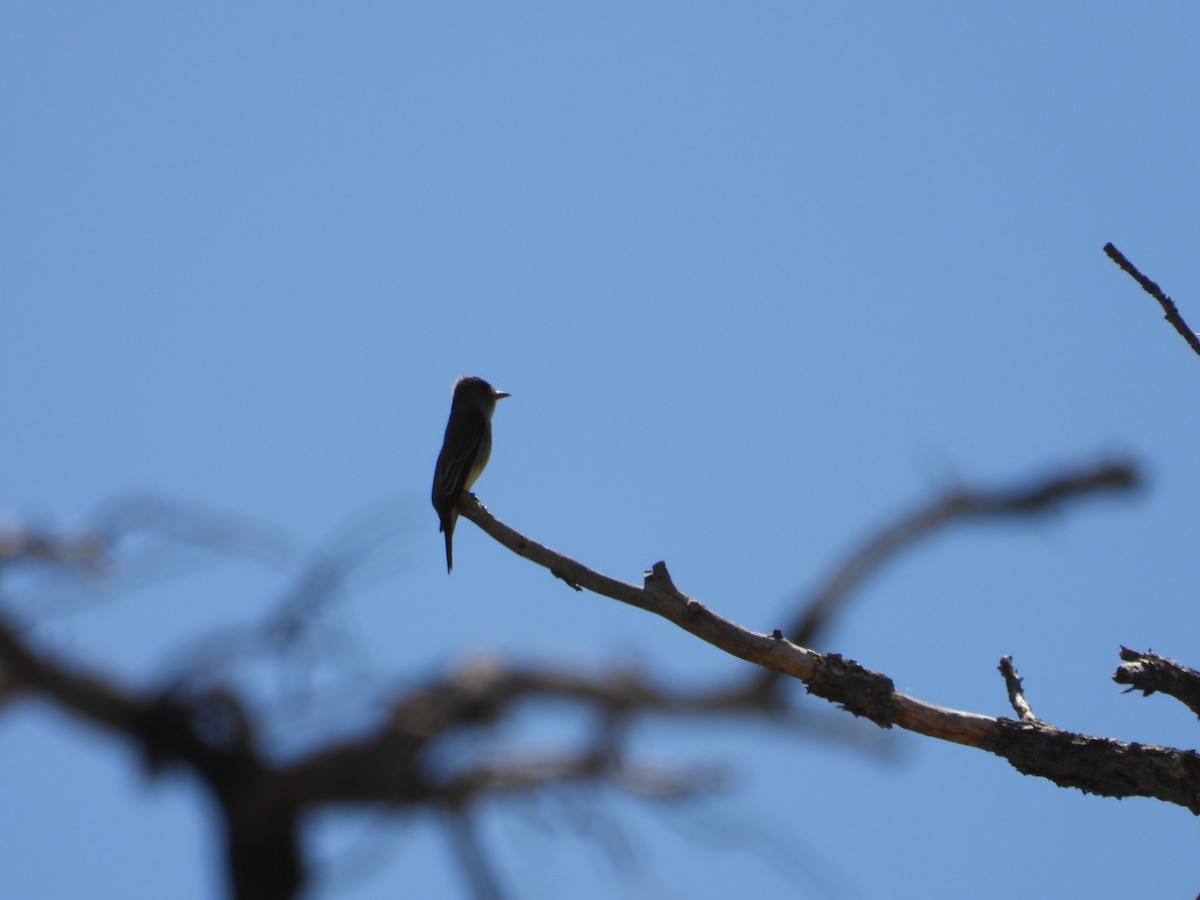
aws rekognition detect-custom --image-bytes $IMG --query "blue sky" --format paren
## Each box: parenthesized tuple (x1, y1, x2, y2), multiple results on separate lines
(3, 3, 1200, 898)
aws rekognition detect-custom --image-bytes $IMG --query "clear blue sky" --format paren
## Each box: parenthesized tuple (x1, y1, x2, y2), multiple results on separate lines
(4, 4, 1200, 898)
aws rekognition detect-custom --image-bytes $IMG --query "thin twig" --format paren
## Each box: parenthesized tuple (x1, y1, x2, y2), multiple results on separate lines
(446, 812, 508, 900)
(1103, 242, 1200, 358)
(998, 656, 1038, 723)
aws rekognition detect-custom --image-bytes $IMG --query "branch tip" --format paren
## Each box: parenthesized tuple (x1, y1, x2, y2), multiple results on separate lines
(1113, 648, 1200, 719)
(1104, 242, 1200, 358)
(999, 655, 1037, 723)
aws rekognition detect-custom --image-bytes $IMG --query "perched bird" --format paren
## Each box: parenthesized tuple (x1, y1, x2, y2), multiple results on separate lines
(431, 376, 510, 572)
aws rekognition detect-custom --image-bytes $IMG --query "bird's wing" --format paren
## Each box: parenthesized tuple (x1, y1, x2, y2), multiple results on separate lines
(433, 405, 488, 507)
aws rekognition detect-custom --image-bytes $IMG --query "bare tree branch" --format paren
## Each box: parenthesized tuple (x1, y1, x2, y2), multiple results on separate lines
(1104, 242, 1200, 358)
(0, 612, 304, 900)
(0, 453, 1174, 900)
(2, 571, 868, 900)
(998, 656, 1037, 723)
(460, 485, 1200, 815)
(0, 614, 149, 737)
(1114, 647, 1200, 719)
(0, 524, 103, 571)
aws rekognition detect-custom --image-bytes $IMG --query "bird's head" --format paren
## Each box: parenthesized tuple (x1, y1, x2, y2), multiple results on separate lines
(454, 375, 510, 411)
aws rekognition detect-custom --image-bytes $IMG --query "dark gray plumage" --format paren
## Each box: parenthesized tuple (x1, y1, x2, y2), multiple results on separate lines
(431, 376, 510, 572)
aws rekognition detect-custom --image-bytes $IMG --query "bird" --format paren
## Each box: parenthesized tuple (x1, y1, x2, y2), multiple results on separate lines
(431, 376, 510, 572)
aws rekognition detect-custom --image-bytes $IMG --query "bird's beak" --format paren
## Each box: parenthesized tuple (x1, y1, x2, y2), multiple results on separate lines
(494, 390, 511, 399)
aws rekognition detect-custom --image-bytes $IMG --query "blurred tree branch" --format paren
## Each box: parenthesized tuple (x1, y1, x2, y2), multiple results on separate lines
(0, 455, 1184, 900)
(0, 502, 882, 900)
(761, 459, 1136, 672)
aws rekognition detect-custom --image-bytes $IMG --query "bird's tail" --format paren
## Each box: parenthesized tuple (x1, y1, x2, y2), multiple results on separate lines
(441, 513, 455, 573)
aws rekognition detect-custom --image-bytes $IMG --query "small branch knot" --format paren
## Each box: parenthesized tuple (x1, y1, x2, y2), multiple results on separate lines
(644, 561, 701, 613)
(804, 653, 896, 728)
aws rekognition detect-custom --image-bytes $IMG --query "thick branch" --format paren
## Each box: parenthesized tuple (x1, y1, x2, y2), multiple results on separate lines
(0, 615, 148, 737)
(6, 596, 858, 900)
(1104, 242, 1200, 358)
(461, 497, 1200, 814)
(1114, 647, 1200, 719)
(0, 615, 302, 900)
